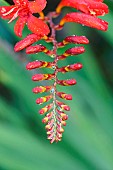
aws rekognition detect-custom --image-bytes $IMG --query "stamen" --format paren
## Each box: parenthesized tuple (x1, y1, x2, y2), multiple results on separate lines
(8, 9, 20, 23)
(2, 6, 17, 16)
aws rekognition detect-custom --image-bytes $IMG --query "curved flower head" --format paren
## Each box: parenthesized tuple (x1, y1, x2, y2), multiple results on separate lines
(0, 0, 109, 144)
(0, 0, 50, 37)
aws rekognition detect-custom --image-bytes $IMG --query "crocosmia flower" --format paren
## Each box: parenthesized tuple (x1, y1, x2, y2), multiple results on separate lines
(56, 0, 108, 16)
(56, 0, 109, 32)
(0, 0, 109, 143)
(0, 0, 50, 37)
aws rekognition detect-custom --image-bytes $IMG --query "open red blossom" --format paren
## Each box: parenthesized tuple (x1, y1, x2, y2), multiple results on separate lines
(0, 0, 50, 37)
(56, 0, 108, 16)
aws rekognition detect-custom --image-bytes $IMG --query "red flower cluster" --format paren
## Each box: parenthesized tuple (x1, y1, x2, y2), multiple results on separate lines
(0, 0, 49, 37)
(0, 0, 109, 143)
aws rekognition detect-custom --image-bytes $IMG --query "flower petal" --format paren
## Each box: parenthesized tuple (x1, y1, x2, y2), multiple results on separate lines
(93, 0, 103, 1)
(13, 0, 28, 5)
(28, 0, 47, 13)
(0, 5, 17, 19)
(56, 0, 108, 16)
(27, 15, 50, 36)
(14, 16, 27, 37)
(60, 12, 108, 31)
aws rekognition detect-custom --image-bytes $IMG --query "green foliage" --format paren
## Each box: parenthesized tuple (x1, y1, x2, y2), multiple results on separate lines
(0, 0, 113, 169)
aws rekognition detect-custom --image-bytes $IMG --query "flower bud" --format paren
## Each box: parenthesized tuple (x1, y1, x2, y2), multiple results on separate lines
(14, 34, 41, 52)
(26, 44, 46, 54)
(45, 119, 54, 130)
(61, 113, 68, 120)
(64, 35, 89, 45)
(56, 91, 72, 100)
(58, 63, 82, 73)
(26, 60, 53, 70)
(32, 73, 54, 81)
(36, 95, 52, 104)
(60, 12, 108, 31)
(57, 46, 85, 60)
(56, 100, 70, 111)
(57, 79, 77, 86)
(42, 117, 49, 123)
(61, 121, 66, 126)
(58, 127, 64, 133)
(32, 86, 52, 93)
(56, 0, 108, 16)
(65, 47, 85, 56)
(39, 104, 53, 114)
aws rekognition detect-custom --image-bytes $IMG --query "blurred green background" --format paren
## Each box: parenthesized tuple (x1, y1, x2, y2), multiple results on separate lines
(0, 0, 113, 170)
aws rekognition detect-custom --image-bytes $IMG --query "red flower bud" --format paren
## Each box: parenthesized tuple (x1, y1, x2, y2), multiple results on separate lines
(64, 35, 89, 44)
(58, 63, 83, 73)
(56, 92, 72, 100)
(45, 119, 54, 130)
(61, 121, 66, 126)
(60, 12, 108, 31)
(26, 44, 53, 56)
(26, 60, 54, 70)
(32, 74, 54, 81)
(58, 46, 85, 60)
(58, 35, 89, 46)
(42, 117, 49, 124)
(56, 0, 108, 16)
(32, 86, 52, 94)
(56, 100, 70, 111)
(42, 112, 53, 123)
(47, 126, 54, 135)
(57, 127, 64, 133)
(14, 34, 41, 52)
(61, 113, 68, 120)
(36, 95, 52, 105)
(39, 104, 53, 114)
(65, 46, 85, 56)
(26, 45, 46, 54)
(57, 79, 77, 86)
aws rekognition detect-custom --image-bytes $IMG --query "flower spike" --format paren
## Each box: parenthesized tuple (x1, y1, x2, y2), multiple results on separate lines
(0, 0, 109, 143)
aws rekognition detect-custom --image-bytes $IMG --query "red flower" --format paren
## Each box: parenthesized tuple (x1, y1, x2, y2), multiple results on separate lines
(56, 0, 108, 16)
(60, 12, 108, 31)
(56, 0, 108, 32)
(0, 0, 50, 37)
